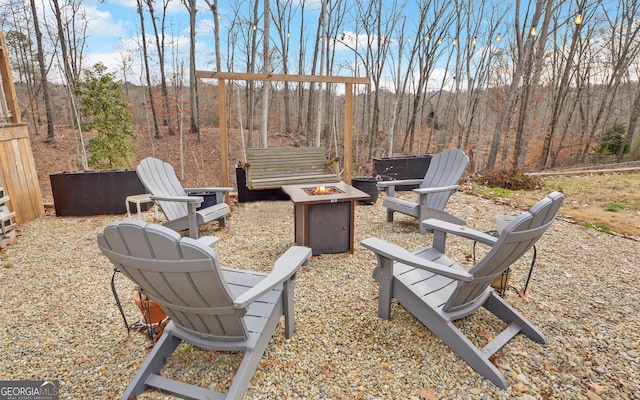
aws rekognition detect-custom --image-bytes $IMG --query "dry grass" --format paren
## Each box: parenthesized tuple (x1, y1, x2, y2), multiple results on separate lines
(468, 171, 640, 239)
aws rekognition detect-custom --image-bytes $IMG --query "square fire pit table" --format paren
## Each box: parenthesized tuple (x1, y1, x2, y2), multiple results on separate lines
(281, 182, 370, 255)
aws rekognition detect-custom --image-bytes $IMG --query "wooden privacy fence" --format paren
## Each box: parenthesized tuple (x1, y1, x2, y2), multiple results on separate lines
(0, 125, 44, 225)
(0, 32, 44, 224)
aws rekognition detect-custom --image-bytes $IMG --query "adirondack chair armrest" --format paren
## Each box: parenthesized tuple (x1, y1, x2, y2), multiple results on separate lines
(150, 195, 203, 205)
(185, 187, 234, 194)
(196, 236, 221, 248)
(422, 218, 498, 247)
(377, 179, 423, 189)
(361, 237, 473, 282)
(413, 184, 459, 194)
(233, 246, 312, 308)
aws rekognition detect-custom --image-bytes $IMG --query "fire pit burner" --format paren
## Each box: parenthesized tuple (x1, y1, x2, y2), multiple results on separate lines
(303, 185, 344, 196)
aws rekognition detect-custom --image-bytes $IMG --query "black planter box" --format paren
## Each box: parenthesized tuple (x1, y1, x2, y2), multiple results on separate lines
(373, 155, 432, 191)
(351, 177, 379, 205)
(236, 167, 289, 203)
(50, 170, 148, 216)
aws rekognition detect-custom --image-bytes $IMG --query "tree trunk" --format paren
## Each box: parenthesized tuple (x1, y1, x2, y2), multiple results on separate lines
(260, 0, 270, 148)
(619, 82, 640, 161)
(29, 0, 55, 144)
(137, 0, 161, 139)
(186, 0, 200, 139)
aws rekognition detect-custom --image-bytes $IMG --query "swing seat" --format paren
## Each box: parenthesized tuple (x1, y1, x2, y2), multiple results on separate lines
(243, 147, 341, 190)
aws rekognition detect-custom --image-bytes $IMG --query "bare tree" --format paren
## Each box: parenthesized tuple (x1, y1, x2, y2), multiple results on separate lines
(144, 0, 176, 136)
(136, 0, 161, 139)
(401, 0, 455, 154)
(539, 0, 592, 168)
(485, 0, 547, 171)
(357, 0, 401, 160)
(510, 0, 555, 169)
(183, 0, 201, 139)
(29, 0, 55, 143)
(620, 70, 640, 160)
(451, 1, 507, 152)
(577, 0, 640, 163)
(260, 0, 270, 147)
(3, 2, 43, 134)
(272, 0, 297, 134)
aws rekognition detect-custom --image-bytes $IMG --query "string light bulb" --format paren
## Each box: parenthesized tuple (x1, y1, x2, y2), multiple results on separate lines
(408, 37, 412, 42)
(452, 39, 457, 46)
(437, 38, 443, 45)
(217, 14, 221, 20)
(471, 37, 477, 46)
(496, 34, 502, 42)
(252, 25, 257, 31)
(530, 27, 537, 36)
(575, 14, 583, 25)
(287, 32, 291, 38)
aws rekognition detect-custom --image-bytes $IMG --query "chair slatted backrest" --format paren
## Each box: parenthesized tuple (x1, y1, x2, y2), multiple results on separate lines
(98, 221, 248, 341)
(443, 192, 564, 313)
(136, 157, 189, 223)
(420, 148, 469, 211)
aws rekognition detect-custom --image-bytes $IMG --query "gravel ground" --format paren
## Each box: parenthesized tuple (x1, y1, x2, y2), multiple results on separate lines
(1, 192, 639, 400)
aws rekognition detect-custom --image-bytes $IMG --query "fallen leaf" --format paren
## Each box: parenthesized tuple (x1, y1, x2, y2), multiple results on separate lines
(511, 348, 528, 356)
(587, 380, 607, 394)
(418, 388, 439, 400)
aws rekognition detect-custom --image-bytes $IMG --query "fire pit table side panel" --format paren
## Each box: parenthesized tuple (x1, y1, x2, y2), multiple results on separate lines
(282, 182, 369, 255)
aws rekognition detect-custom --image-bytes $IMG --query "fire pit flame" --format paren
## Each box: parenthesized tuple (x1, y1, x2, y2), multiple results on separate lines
(303, 185, 343, 196)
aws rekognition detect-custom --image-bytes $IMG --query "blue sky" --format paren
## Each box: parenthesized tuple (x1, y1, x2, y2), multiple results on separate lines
(37, 0, 614, 89)
(80, 0, 322, 83)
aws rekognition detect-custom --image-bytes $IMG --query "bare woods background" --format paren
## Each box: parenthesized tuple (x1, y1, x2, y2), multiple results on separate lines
(3, 0, 640, 173)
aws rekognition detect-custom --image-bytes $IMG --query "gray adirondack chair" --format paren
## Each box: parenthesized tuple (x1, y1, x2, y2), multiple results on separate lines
(136, 157, 233, 239)
(98, 220, 312, 400)
(377, 148, 469, 234)
(361, 191, 564, 388)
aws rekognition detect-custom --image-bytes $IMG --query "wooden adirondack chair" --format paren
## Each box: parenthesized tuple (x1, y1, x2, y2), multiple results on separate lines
(377, 148, 469, 234)
(361, 192, 564, 388)
(98, 220, 312, 400)
(136, 157, 233, 238)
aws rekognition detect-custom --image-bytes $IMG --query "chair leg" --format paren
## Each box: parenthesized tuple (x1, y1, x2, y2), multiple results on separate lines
(282, 279, 295, 338)
(121, 326, 182, 399)
(431, 319, 509, 389)
(400, 292, 508, 388)
(483, 291, 547, 344)
(374, 260, 394, 320)
(226, 308, 283, 400)
(386, 210, 394, 222)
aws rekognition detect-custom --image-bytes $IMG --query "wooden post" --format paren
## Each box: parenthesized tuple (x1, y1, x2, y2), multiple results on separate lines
(218, 79, 230, 203)
(0, 33, 21, 124)
(344, 83, 354, 184)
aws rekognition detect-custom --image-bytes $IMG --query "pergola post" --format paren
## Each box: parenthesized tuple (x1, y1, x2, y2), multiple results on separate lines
(344, 82, 354, 184)
(217, 79, 229, 203)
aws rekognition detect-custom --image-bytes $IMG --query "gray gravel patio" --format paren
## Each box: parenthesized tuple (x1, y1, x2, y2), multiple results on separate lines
(1, 191, 638, 399)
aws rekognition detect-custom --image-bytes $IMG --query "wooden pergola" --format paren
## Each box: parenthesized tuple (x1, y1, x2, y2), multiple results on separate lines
(195, 71, 370, 194)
